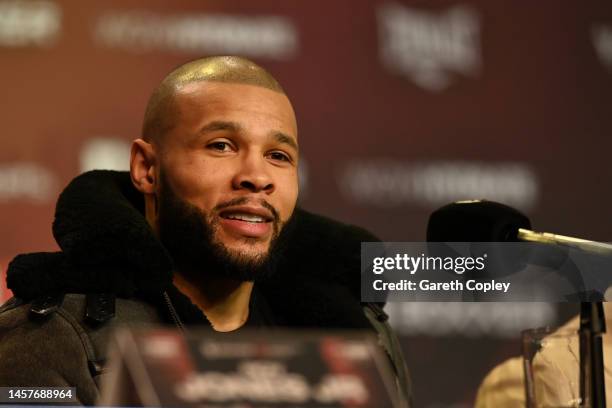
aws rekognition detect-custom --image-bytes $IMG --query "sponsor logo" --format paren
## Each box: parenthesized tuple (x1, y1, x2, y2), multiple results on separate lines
(385, 302, 556, 338)
(377, 2, 481, 91)
(80, 137, 131, 172)
(94, 11, 298, 59)
(592, 24, 612, 70)
(0, 0, 61, 47)
(0, 162, 58, 202)
(337, 160, 538, 209)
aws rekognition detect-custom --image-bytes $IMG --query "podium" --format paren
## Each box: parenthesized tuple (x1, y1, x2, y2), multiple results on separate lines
(98, 328, 401, 407)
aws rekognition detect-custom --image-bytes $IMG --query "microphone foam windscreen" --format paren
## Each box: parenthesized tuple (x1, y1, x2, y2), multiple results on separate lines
(427, 200, 532, 242)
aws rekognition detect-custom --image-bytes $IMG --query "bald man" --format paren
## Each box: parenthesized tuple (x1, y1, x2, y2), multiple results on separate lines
(0, 57, 411, 406)
(132, 56, 300, 332)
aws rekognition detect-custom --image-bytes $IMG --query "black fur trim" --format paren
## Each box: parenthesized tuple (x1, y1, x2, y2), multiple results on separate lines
(7, 171, 380, 329)
(52, 170, 173, 294)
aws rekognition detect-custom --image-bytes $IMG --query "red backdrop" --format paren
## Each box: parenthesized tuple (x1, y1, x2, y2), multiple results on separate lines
(1, 1, 610, 406)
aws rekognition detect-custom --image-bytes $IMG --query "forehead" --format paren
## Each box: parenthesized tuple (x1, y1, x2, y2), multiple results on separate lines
(172, 81, 298, 138)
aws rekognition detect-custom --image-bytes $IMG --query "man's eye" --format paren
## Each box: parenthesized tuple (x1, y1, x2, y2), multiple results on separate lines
(268, 152, 291, 162)
(208, 141, 231, 152)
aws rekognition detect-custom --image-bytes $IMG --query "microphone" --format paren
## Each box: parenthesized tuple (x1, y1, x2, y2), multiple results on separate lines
(427, 200, 609, 406)
(427, 200, 612, 257)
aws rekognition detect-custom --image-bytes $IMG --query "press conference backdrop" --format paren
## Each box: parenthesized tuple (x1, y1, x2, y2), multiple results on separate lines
(0, 0, 609, 406)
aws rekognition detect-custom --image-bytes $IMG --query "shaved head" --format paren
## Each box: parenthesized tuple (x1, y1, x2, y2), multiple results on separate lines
(142, 56, 286, 144)
(131, 55, 299, 290)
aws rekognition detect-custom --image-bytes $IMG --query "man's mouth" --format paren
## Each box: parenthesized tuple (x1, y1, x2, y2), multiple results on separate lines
(219, 207, 274, 223)
(221, 213, 269, 223)
(218, 206, 275, 238)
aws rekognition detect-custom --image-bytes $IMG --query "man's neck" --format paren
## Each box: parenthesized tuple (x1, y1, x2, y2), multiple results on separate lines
(173, 272, 253, 332)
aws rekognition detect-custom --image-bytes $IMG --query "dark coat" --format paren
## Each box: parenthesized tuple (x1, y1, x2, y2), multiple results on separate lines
(0, 170, 411, 406)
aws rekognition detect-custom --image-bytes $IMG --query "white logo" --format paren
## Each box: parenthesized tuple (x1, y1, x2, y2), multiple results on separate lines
(143, 335, 181, 359)
(377, 3, 481, 91)
(592, 24, 612, 70)
(94, 11, 298, 60)
(337, 160, 538, 210)
(385, 302, 556, 338)
(80, 137, 131, 172)
(0, 0, 61, 47)
(0, 162, 58, 202)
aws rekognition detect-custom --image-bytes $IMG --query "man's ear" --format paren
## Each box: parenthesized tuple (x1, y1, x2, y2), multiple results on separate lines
(130, 138, 157, 194)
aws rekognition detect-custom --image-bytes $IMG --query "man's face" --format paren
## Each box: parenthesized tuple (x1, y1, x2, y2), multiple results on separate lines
(155, 81, 299, 268)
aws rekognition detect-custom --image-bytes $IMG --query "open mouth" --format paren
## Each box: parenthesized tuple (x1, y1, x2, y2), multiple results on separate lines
(219, 207, 274, 224)
(220, 212, 271, 223)
(217, 205, 276, 238)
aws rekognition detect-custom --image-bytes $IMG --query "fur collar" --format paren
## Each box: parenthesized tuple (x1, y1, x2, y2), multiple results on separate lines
(7, 171, 378, 328)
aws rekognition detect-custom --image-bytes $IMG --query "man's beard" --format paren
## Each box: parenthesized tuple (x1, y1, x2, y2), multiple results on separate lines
(157, 173, 295, 283)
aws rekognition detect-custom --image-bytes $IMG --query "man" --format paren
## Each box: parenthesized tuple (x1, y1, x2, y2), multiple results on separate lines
(132, 55, 299, 332)
(0, 56, 411, 405)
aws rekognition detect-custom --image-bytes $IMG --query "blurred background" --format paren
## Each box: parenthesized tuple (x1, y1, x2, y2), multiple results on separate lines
(1, 0, 611, 406)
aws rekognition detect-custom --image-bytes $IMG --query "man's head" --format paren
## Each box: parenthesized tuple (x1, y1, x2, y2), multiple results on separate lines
(130, 56, 299, 280)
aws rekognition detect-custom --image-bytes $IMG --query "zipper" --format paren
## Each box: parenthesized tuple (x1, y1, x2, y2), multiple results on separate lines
(163, 291, 185, 332)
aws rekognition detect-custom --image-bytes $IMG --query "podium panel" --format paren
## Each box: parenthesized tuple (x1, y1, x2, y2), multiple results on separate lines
(99, 328, 399, 408)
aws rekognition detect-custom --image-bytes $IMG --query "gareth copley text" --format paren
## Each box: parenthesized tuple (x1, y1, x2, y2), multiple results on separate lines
(373, 279, 511, 293)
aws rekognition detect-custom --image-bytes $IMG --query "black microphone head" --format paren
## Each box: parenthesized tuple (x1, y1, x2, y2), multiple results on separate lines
(427, 200, 532, 242)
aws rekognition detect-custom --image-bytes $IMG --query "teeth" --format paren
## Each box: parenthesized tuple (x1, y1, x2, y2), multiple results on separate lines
(225, 213, 266, 223)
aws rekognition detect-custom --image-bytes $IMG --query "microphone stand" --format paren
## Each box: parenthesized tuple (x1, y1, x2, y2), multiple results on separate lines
(580, 301, 606, 407)
(517, 227, 609, 406)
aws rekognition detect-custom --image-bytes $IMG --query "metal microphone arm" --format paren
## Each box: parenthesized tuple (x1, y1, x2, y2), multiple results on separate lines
(517, 228, 612, 257)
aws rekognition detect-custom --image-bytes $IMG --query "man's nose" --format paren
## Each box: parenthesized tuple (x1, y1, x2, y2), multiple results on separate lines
(232, 154, 274, 193)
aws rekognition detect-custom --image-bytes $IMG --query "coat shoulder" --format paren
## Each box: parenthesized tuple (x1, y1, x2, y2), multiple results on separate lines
(0, 295, 99, 404)
(0, 294, 163, 405)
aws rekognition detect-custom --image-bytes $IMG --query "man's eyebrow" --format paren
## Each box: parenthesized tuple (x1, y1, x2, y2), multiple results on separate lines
(198, 121, 298, 150)
(199, 120, 243, 134)
(273, 132, 299, 151)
